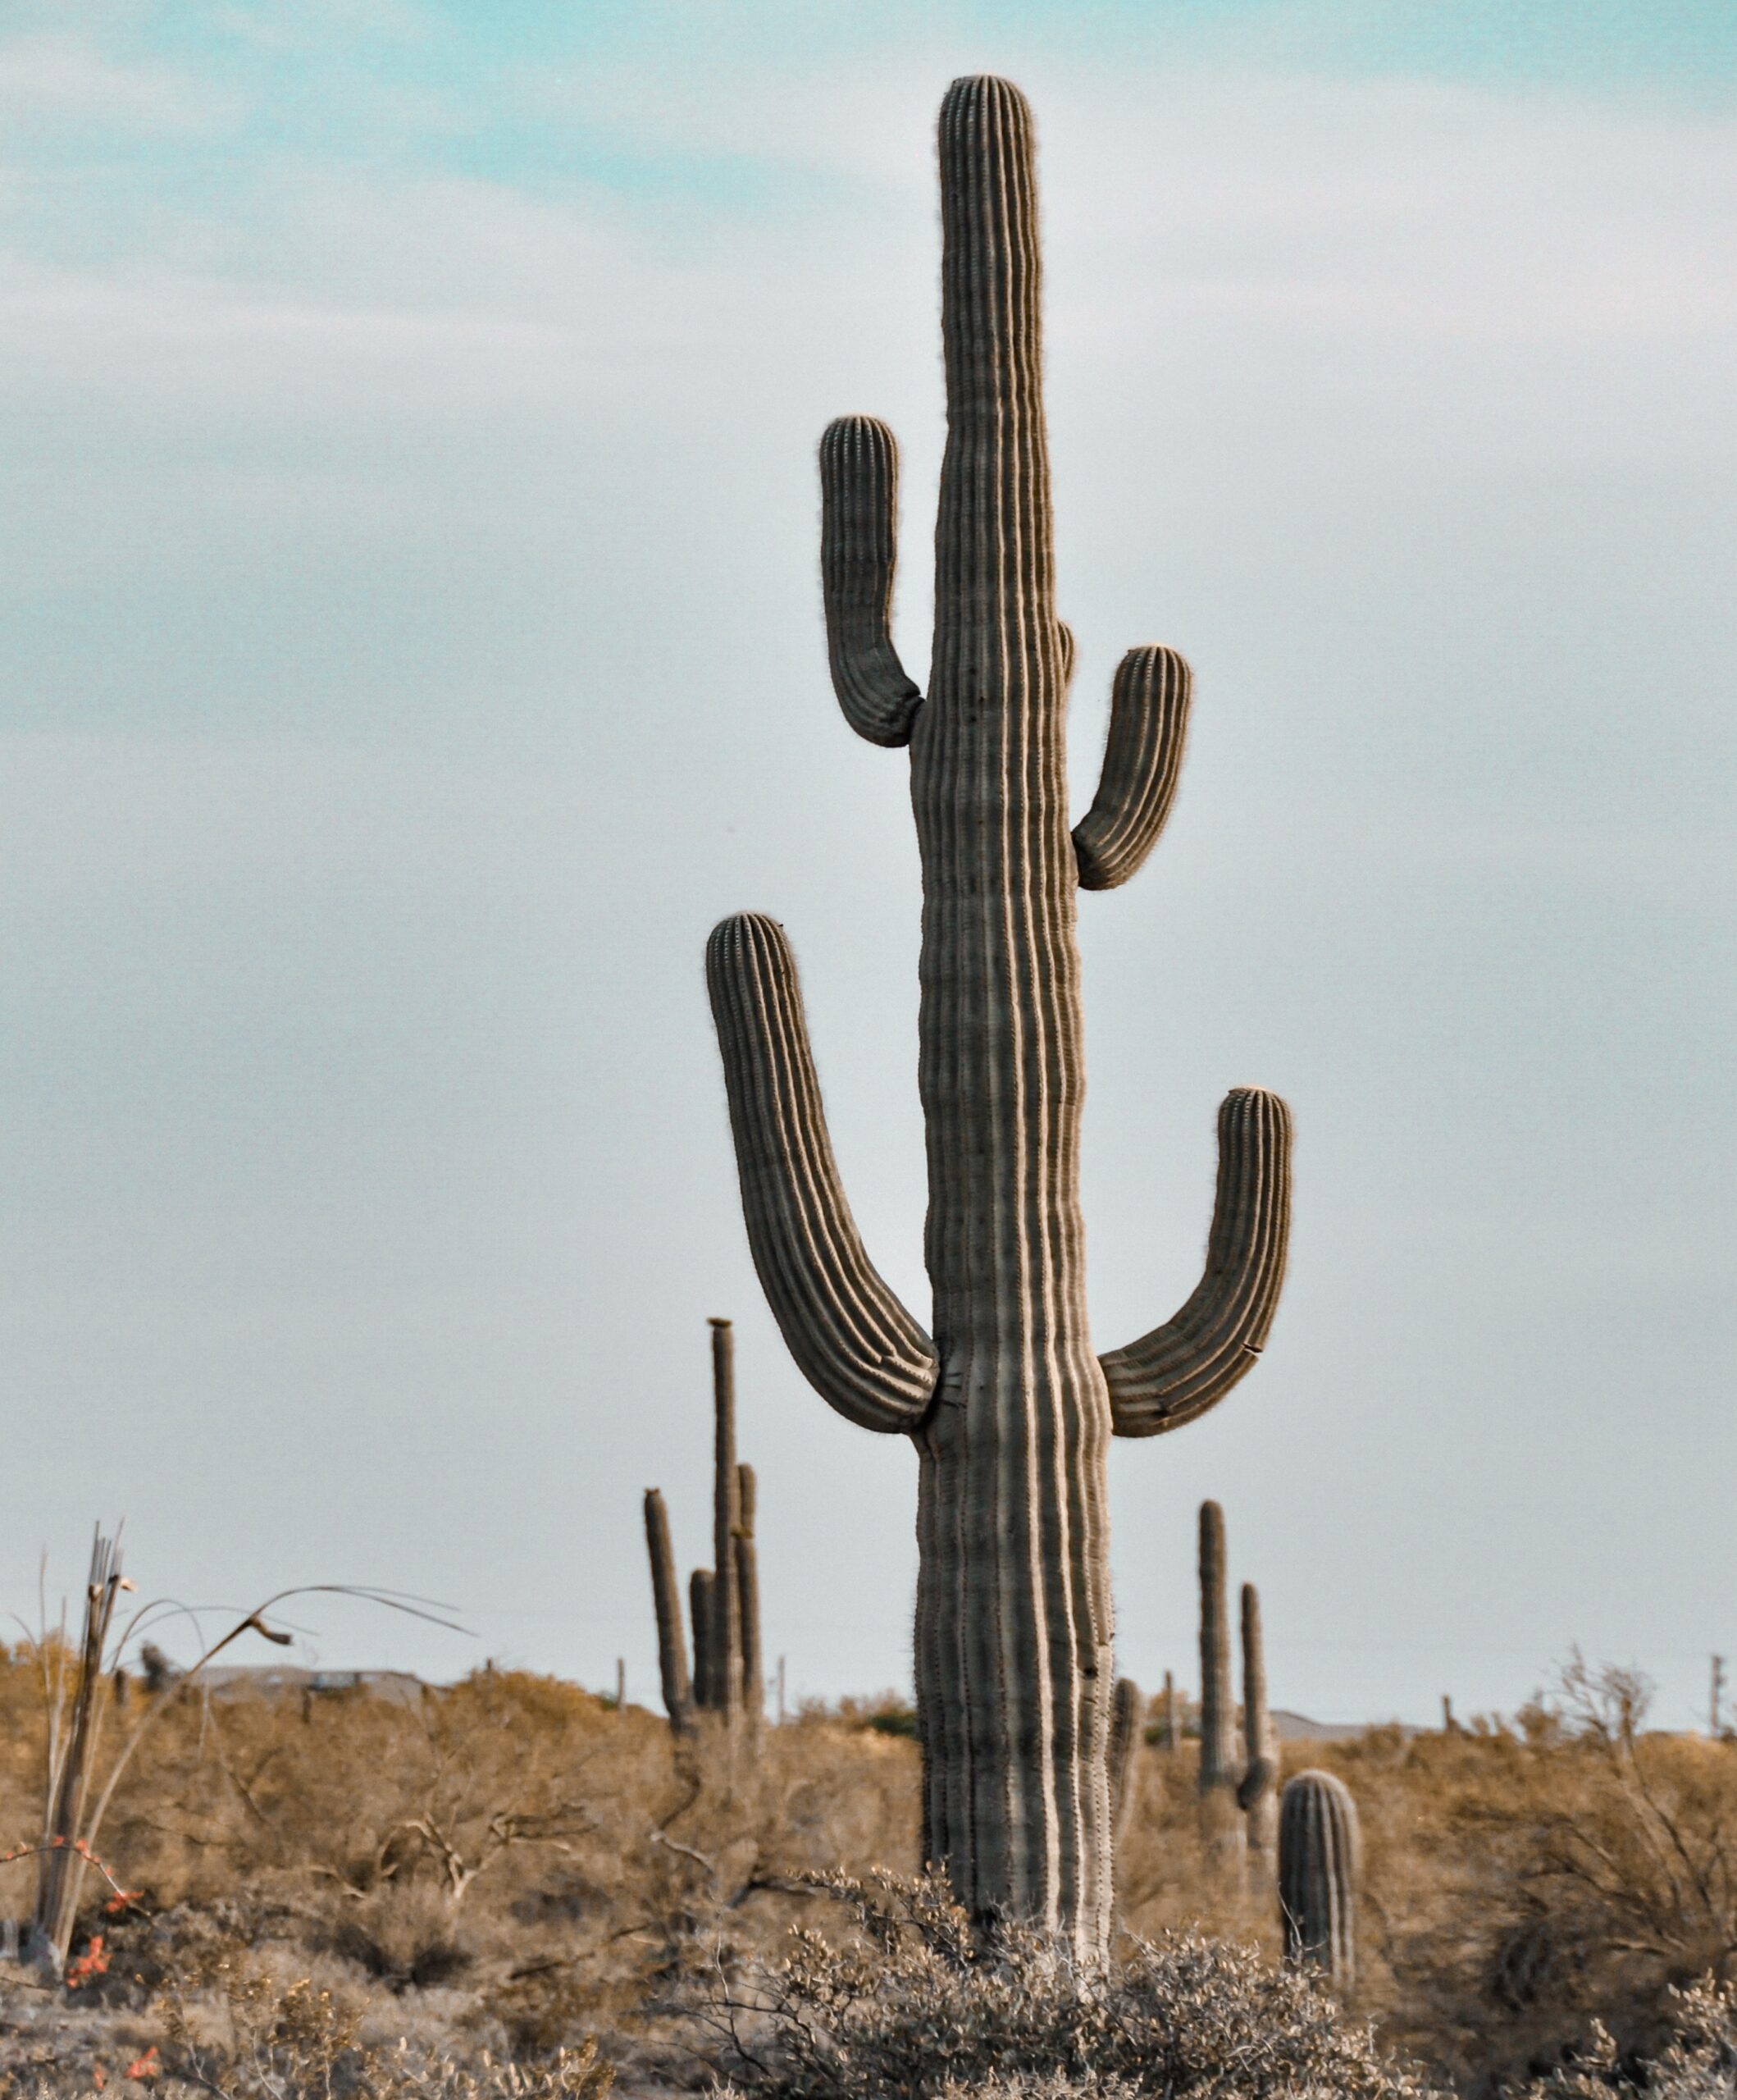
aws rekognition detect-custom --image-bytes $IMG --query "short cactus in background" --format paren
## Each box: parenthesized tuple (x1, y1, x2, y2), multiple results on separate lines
(706, 74, 1292, 1958)
(1238, 1581, 1279, 1871)
(1197, 1500, 1245, 1868)
(1160, 1669, 1179, 1752)
(1107, 1678, 1144, 1854)
(1279, 1769, 1361, 1988)
(644, 1319, 764, 1728)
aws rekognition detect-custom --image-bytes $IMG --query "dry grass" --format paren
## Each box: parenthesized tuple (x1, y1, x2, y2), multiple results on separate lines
(0, 1650, 1732, 2094)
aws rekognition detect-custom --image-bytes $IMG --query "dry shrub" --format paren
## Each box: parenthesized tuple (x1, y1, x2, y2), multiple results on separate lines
(6, 1646, 1737, 2093)
(0, 1659, 919, 2080)
(697, 1869, 1438, 2100)
(1512, 1976, 1737, 2098)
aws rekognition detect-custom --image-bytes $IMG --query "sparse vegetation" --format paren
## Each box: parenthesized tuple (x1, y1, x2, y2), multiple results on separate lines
(0, 1646, 1729, 2094)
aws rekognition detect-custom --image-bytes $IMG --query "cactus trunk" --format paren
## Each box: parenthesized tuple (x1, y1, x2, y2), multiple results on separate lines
(1162, 1669, 1178, 1753)
(1197, 1501, 1244, 1867)
(1239, 1581, 1279, 1871)
(707, 74, 1292, 1960)
(909, 74, 1114, 1948)
(1279, 1769, 1360, 1988)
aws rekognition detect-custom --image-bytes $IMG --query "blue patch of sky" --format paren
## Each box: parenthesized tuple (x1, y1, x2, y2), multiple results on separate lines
(39, 0, 1737, 227)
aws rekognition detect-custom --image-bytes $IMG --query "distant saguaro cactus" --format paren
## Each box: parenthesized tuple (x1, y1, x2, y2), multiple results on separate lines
(705, 74, 1291, 1959)
(1279, 1769, 1360, 1988)
(1161, 1669, 1179, 1753)
(1197, 1501, 1245, 1867)
(1238, 1581, 1279, 1871)
(644, 1319, 764, 1727)
(1107, 1678, 1144, 1853)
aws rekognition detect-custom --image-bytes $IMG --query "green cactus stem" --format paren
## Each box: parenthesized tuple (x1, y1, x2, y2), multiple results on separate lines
(1238, 1580, 1279, 1871)
(707, 75, 1292, 1956)
(1161, 1669, 1179, 1753)
(643, 1489, 695, 1733)
(1107, 1678, 1143, 1853)
(1197, 1500, 1244, 1867)
(1279, 1769, 1360, 1987)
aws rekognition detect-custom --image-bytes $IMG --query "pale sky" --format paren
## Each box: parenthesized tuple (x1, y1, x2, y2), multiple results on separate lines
(2, 1, 1732, 1728)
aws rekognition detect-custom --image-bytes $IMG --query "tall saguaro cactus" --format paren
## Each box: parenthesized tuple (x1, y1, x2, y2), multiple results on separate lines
(706, 75, 1292, 1956)
(644, 1319, 764, 1727)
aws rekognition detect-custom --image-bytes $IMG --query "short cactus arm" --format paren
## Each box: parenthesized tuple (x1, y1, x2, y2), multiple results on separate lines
(820, 417, 923, 748)
(707, 912, 938, 1433)
(1102, 1088, 1292, 1437)
(1073, 647, 1192, 892)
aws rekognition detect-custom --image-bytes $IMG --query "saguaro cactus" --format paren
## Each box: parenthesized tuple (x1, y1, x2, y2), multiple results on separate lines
(644, 1319, 764, 1726)
(1279, 1769, 1360, 1988)
(1197, 1500, 1245, 1867)
(706, 75, 1291, 1955)
(1238, 1580, 1279, 1871)
(1107, 1678, 1144, 1854)
(1161, 1669, 1179, 1753)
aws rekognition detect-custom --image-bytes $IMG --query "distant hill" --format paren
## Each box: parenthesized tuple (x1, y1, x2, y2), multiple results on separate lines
(1271, 1708, 1416, 1742)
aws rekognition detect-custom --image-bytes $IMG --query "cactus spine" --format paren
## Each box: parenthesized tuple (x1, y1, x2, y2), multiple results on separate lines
(1238, 1580, 1279, 1870)
(1197, 1500, 1245, 1866)
(644, 1320, 764, 1727)
(705, 76, 1292, 1956)
(1279, 1769, 1360, 1987)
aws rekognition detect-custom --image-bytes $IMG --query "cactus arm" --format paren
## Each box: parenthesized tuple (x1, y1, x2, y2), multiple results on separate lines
(1102, 1088, 1292, 1438)
(709, 1318, 743, 1718)
(689, 1570, 716, 1710)
(820, 417, 923, 748)
(1240, 1580, 1281, 1865)
(643, 1490, 695, 1732)
(736, 1533, 764, 1722)
(707, 912, 937, 1433)
(1072, 647, 1192, 892)
(1238, 1755, 1277, 1812)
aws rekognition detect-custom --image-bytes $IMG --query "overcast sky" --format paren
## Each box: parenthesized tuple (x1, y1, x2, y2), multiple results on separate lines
(2, 0, 1732, 1728)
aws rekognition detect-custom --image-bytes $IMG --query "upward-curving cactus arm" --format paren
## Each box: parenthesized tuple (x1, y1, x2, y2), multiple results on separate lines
(1073, 647, 1192, 891)
(707, 912, 938, 1433)
(644, 1489, 695, 1732)
(820, 417, 923, 748)
(1102, 1087, 1292, 1438)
